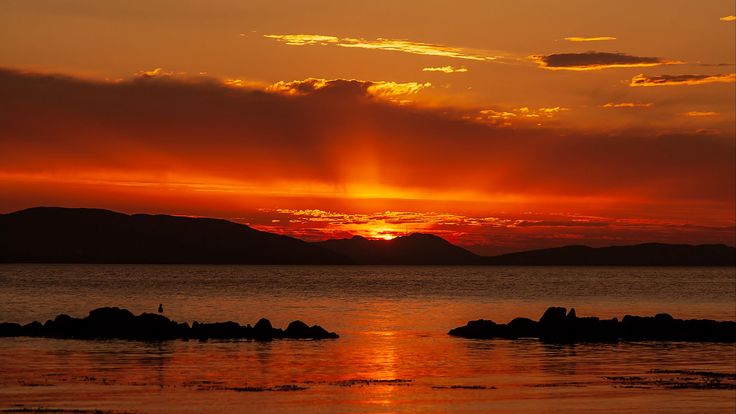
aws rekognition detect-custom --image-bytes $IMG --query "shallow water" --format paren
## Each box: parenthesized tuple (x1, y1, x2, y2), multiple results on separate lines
(0, 265, 734, 413)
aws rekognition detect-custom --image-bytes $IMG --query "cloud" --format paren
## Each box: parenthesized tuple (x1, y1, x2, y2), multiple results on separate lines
(477, 106, 569, 124)
(563, 36, 616, 42)
(0, 67, 733, 214)
(720, 15, 736, 22)
(602, 102, 653, 108)
(262, 34, 339, 45)
(684, 111, 719, 117)
(265, 77, 431, 101)
(630, 73, 736, 86)
(422, 66, 468, 73)
(265, 34, 497, 61)
(532, 52, 678, 70)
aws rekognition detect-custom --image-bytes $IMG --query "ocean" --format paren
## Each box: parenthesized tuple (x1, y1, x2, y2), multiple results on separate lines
(1, 265, 734, 413)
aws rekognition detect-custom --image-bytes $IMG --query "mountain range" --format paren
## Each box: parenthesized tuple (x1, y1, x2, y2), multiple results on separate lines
(1, 207, 734, 266)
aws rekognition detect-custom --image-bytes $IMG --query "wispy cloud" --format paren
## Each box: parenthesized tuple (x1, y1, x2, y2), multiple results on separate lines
(564, 36, 616, 42)
(264, 34, 497, 61)
(477, 106, 569, 125)
(630, 73, 736, 87)
(532, 52, 678, 70)
(601, 102, 653, 108)
(720, 15, 736, 22)
(422, 66, 468, 73)
(684, 111, 720, 117)
(262, 34, 339, 45)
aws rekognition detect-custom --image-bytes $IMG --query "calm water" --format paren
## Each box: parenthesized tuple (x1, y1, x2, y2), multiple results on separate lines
(0, 265, 734, 413)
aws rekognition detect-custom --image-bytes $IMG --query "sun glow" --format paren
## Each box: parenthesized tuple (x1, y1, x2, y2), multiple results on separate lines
(370, 228, 400, 240)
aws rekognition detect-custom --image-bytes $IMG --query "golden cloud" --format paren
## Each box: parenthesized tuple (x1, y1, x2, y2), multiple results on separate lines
(263, 34, 339, 45)
(367, 81, 431, 98)
(630, 73, 736, 87)
(532, 52, 678, 71)
(422, 66, 468, 73)
(477, 106, 569, 124)
(684, 111, 720, 117)
(564, 36, 616, 42)
(265, 33, 497, 61)
(266, 77, 430, 100)
(720, 15, 736, 22)
(602, 102, 653, 108)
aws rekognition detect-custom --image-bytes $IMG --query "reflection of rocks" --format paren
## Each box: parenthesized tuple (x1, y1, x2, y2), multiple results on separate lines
(0, 307, 339, 341)
(449, 307, 736, 342)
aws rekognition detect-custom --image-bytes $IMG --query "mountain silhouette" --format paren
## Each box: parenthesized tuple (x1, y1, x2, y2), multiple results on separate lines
(0, 207, 734, 265)
(0, 207, 347, 264)
(315, 234, 480, 265)
(480, 243, 736, 266)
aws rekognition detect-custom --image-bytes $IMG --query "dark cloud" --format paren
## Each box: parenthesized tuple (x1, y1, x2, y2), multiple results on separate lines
(630, 73, 736, 86)
(533, 52, 672, 70)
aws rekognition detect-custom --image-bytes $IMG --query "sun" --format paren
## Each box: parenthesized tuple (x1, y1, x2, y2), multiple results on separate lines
(364, 226, 401, 240)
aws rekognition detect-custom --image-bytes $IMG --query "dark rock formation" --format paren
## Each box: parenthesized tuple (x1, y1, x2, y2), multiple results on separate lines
(0, 307, 339, 341)
(449, 307, 735, 342)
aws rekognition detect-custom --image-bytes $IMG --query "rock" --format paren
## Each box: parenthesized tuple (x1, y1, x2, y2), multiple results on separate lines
(284, 320, 310, 338)
(134, 313, 179, 339)
(44, 314, 84, 338)
(192, 321, 244, 339)
(449, 307, 736, 343)
(538, 307, 570, 342)
(448, 319, 499, 339)
(539, 307, 567, 325)
(308, 325, 339, 339)
(0, 322, 22, 336)
(505, 317, 538, 338)
(0, 308, 339, 342)
(21, 321, 44, 336)
(253, 318, 274, 340)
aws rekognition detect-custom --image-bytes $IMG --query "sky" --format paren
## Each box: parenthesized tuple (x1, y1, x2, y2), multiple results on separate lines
(1, 0, 734, 254)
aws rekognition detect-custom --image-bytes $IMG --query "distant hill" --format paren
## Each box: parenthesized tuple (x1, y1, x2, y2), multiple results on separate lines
(0, 207, 733, 265)
(0, 207, 347, 264)
(480, 243, 736, 266)
(314, 234, 481, 265)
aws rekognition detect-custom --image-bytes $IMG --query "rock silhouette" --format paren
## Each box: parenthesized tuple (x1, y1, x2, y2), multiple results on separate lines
(0, 307, 339, 341)
(449, 307, 736, 342)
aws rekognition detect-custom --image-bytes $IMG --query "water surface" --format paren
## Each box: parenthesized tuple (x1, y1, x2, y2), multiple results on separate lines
(1, 265, 734, 413)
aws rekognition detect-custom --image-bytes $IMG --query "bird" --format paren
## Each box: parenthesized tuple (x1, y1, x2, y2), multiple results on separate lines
(158, 303, 164, 314)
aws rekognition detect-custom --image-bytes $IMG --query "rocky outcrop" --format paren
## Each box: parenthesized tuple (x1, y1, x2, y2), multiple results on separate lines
(449, 307, 736, 342)
(0, 307, 339, 341)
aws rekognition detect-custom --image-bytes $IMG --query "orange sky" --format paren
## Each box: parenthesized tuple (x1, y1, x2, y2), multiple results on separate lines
(1, 1, 734, 254)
